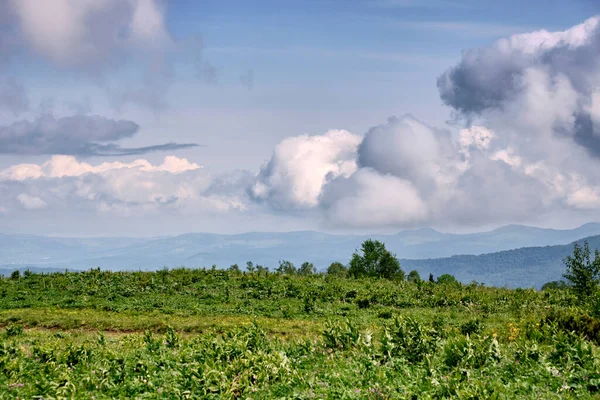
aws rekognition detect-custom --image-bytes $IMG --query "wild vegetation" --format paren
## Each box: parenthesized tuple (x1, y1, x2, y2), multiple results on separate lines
(1, 240, 600, 398)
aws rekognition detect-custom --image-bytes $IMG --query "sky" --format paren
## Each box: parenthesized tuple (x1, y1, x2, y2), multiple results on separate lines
(1, 0, 600, 236)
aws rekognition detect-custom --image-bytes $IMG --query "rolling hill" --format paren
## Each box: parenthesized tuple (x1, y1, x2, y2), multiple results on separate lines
(1, 224, 600, 288)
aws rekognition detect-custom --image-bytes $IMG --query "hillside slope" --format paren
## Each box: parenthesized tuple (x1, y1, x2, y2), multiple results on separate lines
(401, 235, 600, 288)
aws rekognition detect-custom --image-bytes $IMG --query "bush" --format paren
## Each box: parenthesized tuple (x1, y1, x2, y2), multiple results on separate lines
(387, 317, 438, 363)
(5, 324, 23, 337)
(356, 298, 370, 309)
(543, 308, 600, 344)
(460, 319, 483, 336)
(377, 310, 393, 319)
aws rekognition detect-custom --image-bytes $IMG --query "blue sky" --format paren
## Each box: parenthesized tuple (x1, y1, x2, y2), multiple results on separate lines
(1, 0, 600, 236)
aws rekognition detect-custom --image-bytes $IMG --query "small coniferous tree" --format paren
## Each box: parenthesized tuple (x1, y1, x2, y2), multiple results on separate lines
(348, 239, 403, 280)
(563, 241, 600, 299)
(428, 273, 435, 283)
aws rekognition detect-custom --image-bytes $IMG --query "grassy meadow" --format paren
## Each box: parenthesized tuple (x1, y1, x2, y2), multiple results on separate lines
(0, 265, 599, 398)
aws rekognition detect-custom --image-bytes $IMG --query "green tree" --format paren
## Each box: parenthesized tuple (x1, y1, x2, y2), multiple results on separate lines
(256, 265, 268, 275)
(228, 264, 240, 273)
(246, 261, 255, 273)
(437, 274, 459, 285)
(563, 241, 600, 299)
(407, 270, 421, 283)
(276, 260, 297, 275)
(541, 280, 568, 291)
(298, 262, 316, 276)
(326, 262, 347, 278)
(348, 239, 403, 280)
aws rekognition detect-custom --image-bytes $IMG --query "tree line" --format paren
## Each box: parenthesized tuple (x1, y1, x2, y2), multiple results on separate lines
(227, 239, 459, 285)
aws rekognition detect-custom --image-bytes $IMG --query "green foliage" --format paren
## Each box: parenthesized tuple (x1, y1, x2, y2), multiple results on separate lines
(386, 316, 438, 362)
(437, 273, 459, 285)
(460, 318, 483, 336)
(0, 267, 599, 397)
(407, 269, 421, 282)
(543, 308, 600, 344)
(326, 262, 347, 278)
(4, 324, 23, 337)
(276, 260, 297, 275)
(10, 270, 19, 280)
(298, 261, 315, 276)
(542, 280, 569, 291)
(348, 239, 404, 280)
(246, 261, 255, 273)
(564, 241, 600, 300)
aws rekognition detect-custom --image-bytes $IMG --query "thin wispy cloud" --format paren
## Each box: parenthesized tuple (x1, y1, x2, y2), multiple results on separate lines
(0, 115, 199, 157)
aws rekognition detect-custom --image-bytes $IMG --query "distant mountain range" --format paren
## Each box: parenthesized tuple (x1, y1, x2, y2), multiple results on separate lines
(2, 223, 600, 288)
(401, 235, 600, 289)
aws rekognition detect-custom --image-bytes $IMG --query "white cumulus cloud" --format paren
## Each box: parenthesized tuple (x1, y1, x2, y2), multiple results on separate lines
(251, 129, 361, 210)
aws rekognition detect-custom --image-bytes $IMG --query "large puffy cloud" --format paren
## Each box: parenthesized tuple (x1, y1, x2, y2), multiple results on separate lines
(438, 16, 600, 158)
(323, 116, 561, 227)
(319, 168, 428, 228)
(250, 109, 600, 229)
(4, 0, 169, 68)
(357, 115, 462, 198)
(0, 114, 197, 156)
(8, 15, 600, 232)
(0, 0, 214, 112)
(250, 129, 361, 210)
(0, 155, 248, 215)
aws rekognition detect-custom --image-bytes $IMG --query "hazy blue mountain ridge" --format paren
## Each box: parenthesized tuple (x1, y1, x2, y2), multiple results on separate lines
(2, 223, 600, 288)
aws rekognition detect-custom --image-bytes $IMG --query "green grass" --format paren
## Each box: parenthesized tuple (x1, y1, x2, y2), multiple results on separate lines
(0, 268, 598, 398)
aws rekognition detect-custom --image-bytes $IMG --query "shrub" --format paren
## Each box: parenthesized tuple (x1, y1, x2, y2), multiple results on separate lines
(322, 320, 363, 350)
(5, 324, 23, 337)
(356, 298, 370, 309)
(326, 262, 347, 278)
(460, 319, 483, 336)
(543, 309, 600, 344)
(388, 317, 438, 363)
